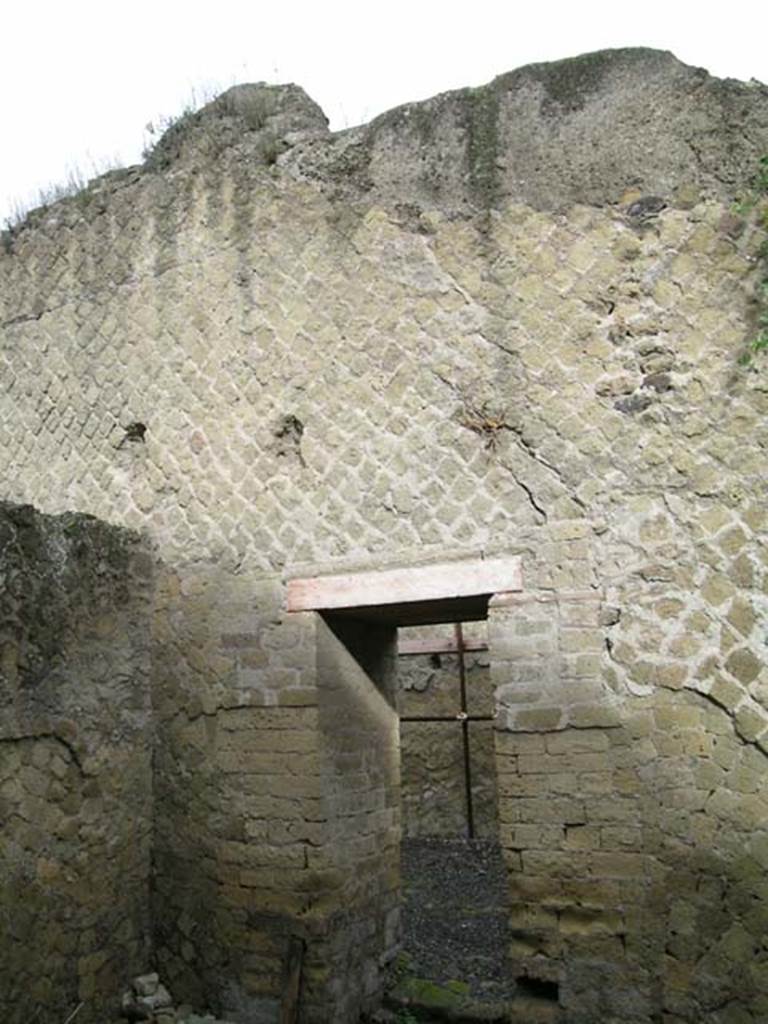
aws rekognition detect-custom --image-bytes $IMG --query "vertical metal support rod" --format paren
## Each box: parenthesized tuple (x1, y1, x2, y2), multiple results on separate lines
(455, 623, 475, 840)
(280, 935, 304, 1024)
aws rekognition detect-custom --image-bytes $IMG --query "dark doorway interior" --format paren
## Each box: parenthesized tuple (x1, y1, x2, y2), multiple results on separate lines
(398, 621, 498, 839)
(388, 622, 515, 1019)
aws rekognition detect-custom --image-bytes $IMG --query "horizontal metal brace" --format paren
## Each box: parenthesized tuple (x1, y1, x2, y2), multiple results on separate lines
(399, 713, 496, 723)
(398, 637, 489, 656)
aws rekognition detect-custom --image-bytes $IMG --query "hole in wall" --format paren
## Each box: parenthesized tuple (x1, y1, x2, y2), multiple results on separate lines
(117, 422, 147, 448)
(272, 413, 305, 465)
(124, 421, 147, 441)
(516, 976, 560, 1002)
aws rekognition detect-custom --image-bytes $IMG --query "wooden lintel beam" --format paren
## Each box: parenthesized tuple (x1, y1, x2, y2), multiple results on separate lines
(286, 556, 522, 614)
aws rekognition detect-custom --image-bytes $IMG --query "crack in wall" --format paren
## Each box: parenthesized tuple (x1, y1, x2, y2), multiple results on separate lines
(507, 427, 588, 510)
(685, 686, 768, 761)
(0, 730, 84, 774)
(506, 469, 548, 522)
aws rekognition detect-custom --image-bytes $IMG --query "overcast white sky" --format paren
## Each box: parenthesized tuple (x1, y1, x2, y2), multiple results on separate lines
(2, 1, 766, 224)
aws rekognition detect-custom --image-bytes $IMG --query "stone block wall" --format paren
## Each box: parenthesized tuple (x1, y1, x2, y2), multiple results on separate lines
(0, 502, 154, 1024)
(151, 572, 323, 1022)
(1, 50, 767, 1023)
(490, 590, 768, 1023)
(150, 573, 400, 1023)
(313, 616, 400, 1022)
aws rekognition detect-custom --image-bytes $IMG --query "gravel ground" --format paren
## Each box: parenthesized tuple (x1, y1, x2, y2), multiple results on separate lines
(396, 837, 516, 1006)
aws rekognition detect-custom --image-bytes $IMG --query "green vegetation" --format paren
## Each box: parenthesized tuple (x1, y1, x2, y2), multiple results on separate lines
(140, 86, 220, 171)
(533, 48, 619, 114)
(755, 154, 768, 194)
(1, 82, 280, 251)
(389, 974, 471, 1013)
(394, 1010, 420, 1024)
(1, 158, 121, 244)
(142, 84, 281, 172)
(466, 86, 501, 208)
(739, 156, 768, 366)
(745, 278, 768, 363)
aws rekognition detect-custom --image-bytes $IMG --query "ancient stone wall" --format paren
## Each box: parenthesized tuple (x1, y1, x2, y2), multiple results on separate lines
(489, 589, 768, 1022)
(0, 502, 153, 1024)
(151, 575, 323, 1022)
(313, 617, 400, 1022)
(150, 587, 400, 1023)
(1, 47, 767, 1024)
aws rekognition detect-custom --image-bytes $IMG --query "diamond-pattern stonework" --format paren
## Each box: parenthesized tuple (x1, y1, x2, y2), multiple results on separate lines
(2, 52, 768, 1024)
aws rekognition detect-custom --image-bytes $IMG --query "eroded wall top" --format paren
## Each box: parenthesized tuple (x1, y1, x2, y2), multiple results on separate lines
(284, 47, 768, 213)
(0, 47, 766, 581)
(3, 47, 768, 245)
(136, 48, 768, 214)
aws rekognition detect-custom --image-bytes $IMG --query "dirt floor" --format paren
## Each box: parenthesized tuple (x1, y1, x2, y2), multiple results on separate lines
(380, 837, 517, 1022)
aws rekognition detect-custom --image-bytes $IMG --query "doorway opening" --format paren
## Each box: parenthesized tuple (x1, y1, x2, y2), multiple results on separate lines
(398, 621, 497, 840)
(287, 555, 522, 1022)
(390, 620, 514, 1018)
